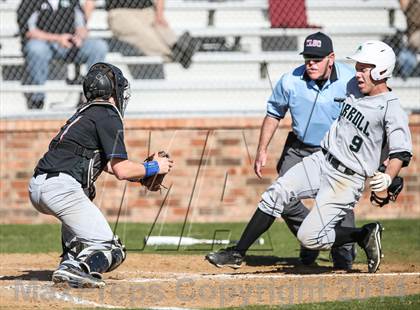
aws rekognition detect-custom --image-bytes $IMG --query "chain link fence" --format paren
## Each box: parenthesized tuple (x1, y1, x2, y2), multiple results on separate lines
(0, 0, 419, 114)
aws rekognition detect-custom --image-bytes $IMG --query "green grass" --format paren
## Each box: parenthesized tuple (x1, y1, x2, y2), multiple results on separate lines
(80, 294, 420, 309)
(223, 294, 420, 309)
(1, 219, 419, 265)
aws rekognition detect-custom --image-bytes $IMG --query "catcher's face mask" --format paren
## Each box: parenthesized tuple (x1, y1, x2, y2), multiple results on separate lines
(122, 80, 131, 115)
(83, 62, 130, 116)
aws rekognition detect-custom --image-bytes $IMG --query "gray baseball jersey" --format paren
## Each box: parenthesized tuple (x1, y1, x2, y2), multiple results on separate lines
(321, 79, 412, 177)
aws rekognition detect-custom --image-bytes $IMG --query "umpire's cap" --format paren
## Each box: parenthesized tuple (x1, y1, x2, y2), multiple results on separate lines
(83, 62, 130, 116)
(300, 32, 333, 57)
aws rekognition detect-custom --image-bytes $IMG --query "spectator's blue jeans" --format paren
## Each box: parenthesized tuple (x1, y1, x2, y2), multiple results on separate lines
(23, 38, 108, 102)
(397, 47, 417, 79)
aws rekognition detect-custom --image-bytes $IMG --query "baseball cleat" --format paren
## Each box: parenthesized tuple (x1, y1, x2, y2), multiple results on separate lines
(360, 222, 383, 273)
(205, 247, 244, 269)
(52, 264, 105, 288)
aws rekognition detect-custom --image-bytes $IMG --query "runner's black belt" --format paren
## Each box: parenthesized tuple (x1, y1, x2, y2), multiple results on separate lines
(322, 149, 355, 176)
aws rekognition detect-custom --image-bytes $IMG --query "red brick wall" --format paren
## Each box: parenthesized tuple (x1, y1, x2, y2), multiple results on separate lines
(1, 115, 419, 224)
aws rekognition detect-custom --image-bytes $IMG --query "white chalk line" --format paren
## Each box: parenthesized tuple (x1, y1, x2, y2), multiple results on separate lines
(119, 271, 420, 283)
(0, 281, 197, 309)
(2, 284, 122, 309)
(3, 271, 420, 284)
(1, 273, 419, 309)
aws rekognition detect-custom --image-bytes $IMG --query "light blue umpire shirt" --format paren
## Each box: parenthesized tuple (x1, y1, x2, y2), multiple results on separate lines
(267, 62, 355, 147)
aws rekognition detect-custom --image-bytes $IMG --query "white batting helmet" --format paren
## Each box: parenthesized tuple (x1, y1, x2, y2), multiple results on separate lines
(347, 40, 396, 80)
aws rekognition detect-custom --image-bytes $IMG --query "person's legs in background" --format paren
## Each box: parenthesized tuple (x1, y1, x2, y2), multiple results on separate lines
(397, 46, 417, 79)
(397, 30, 420, 79)
(66, 38, 108, 107)
(280, 201, 319, 264)
(108, 8, 198, 68)
(108, 8, 173, 58)
(275, 136, 321, 265)
(76, 38, 109, 70)
(23, 39, 53, 109)
(330, 210, 356, 270)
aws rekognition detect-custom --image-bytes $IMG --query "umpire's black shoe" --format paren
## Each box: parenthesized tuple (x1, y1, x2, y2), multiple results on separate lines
(359, 222, 383, 273)
(299, 247, 319, 265)
(205, 246, 244, 269)
(52, 263, 105, 288)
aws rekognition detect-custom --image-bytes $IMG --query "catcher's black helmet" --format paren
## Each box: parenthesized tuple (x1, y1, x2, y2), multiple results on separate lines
(83, 62, 130, 116)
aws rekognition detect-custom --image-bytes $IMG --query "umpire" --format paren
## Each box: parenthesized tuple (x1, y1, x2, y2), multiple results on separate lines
(206, 32, 356, 270)
(28, 62, 173, 288)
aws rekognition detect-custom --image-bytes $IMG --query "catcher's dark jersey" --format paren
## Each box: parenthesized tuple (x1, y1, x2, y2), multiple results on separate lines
(36, 103, 127, 186)
(105, 0, 153, 10)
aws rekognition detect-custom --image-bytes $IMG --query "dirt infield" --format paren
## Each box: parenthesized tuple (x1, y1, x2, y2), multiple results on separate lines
(0, 253, 419, 309)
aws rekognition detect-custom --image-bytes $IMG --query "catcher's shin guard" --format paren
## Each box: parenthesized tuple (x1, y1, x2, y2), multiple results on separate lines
(80, 246, 126, 275)
(78, 237, 126, 276)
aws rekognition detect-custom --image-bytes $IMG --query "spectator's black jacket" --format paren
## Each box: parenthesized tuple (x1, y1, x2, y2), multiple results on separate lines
(105, 0, 154, 10)
(17, 0, 81, 44)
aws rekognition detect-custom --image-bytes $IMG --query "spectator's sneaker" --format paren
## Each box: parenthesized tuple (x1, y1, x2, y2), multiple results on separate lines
(27, 98, 44, 110)
(172, 32, 192, 62)
(172, 32, 201, 69)
(205, 247, 244, 269)
(359, 222, 383, 273)
(52, 263, 105, 288)
(299, 247, 319, 265)
(179, 38, 200, 69)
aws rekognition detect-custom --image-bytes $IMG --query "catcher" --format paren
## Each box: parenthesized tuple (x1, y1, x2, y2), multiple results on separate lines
(28, 62, 173, 288)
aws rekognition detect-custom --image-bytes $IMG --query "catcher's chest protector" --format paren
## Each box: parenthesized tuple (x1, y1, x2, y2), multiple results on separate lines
(50, 103, 121, 188)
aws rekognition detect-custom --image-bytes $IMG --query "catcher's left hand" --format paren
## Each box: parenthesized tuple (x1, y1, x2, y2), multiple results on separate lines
(370, 176, 404, 207)
(140, 151, 172, 191)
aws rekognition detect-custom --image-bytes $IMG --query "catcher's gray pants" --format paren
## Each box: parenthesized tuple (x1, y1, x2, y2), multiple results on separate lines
(29, 173, 114, 269)
(259, 151, 365, 250)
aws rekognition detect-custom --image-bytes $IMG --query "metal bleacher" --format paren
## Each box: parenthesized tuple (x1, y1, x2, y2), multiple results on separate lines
(0, 0, 419, 118)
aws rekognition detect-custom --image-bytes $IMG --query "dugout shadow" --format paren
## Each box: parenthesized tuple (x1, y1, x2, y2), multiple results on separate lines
(0, 270, 53, 281)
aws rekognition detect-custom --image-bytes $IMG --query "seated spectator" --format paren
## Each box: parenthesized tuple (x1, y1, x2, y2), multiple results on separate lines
(18, 0, 108, 109)
(106, 0, 199, 69)
(397, 0, 420, 79)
